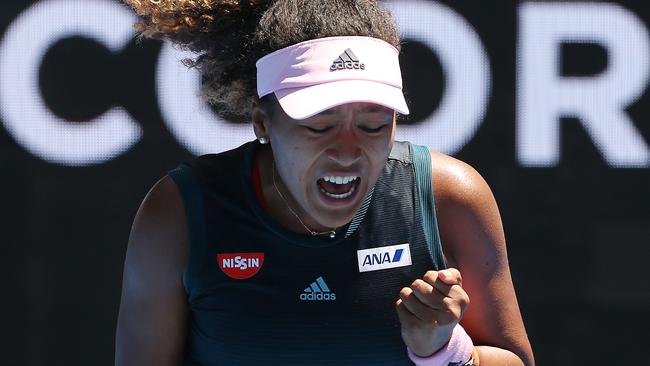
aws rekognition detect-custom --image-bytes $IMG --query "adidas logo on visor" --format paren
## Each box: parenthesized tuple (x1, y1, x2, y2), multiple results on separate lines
(299, 276, 336, 301)
(330, 48, 365, 72)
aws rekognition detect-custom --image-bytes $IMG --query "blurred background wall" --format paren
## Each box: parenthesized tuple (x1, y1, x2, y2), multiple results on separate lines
(1, 0, 649, 364)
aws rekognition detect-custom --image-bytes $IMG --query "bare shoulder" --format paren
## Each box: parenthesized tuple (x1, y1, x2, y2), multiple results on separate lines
(427, 149, 505, 268)
(427, 150, 535, 366)
(123, 175, 189, 274)
(131, 175, 188, 249)
(115, 175, 189, 366)
(428, 149, 494, 210)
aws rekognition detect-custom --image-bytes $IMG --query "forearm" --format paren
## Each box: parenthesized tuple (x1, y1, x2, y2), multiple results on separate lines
(476, 345, 533, 366)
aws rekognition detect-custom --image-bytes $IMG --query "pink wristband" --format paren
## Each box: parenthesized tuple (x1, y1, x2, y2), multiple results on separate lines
(407, 324, 474, 366)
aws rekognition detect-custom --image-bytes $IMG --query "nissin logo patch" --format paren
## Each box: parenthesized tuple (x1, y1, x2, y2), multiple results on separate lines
(217, 253, 264, 280)
(357, 243, 412, 272)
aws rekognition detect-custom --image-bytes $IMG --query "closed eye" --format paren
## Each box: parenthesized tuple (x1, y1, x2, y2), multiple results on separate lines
(360, 125, 388, 133)
(304, 126, 333, 133)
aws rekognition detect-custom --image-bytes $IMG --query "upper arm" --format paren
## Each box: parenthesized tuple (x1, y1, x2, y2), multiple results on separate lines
(115, 175, 189, 366)
(429, 151, 534, 366)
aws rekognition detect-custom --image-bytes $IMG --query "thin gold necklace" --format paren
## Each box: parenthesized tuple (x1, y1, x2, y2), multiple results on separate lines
(271, 162, 337, 239)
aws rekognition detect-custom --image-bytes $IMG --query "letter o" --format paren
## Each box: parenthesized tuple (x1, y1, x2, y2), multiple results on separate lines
(385, 0, 491, 154)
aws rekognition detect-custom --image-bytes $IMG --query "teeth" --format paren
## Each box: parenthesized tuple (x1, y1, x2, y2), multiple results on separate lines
(322, 176, 359, 185)
(320, 186, 356, 199)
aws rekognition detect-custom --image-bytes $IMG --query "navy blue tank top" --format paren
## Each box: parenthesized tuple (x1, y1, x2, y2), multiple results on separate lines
(168, 141, 446, 366)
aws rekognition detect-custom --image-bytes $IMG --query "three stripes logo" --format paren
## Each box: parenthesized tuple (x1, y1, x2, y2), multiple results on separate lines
(330, 48, 365, 72)
(299, 276, 336, 301)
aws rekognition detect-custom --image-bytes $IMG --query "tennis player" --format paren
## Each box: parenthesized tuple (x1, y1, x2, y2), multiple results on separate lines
(116, 1, 534, 365)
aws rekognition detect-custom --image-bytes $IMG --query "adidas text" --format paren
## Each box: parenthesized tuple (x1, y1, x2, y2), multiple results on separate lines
(330, 61, 365, 71)
(299, 276, 336, 301)
(330, 48, 365, 72)
(300, 292, 337, 301)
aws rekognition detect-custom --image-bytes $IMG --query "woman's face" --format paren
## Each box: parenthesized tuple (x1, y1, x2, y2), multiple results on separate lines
(265, 101, 396, 230)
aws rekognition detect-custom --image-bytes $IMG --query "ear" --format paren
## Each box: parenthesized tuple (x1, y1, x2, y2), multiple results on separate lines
(252, 97, 271, 140)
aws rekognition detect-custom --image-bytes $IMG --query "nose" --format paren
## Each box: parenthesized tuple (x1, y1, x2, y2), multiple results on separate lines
(326, 128, 362, 167)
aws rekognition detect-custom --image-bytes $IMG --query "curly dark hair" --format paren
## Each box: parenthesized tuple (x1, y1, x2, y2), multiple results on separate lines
(124, 0, 401, 120)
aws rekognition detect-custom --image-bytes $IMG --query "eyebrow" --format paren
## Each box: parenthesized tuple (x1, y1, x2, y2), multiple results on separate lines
(359, 105, 392, 113)
(318, 105, 393, 115)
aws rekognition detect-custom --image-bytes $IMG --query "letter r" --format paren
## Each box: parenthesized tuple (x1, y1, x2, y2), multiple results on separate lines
(518, 2, 650, 167)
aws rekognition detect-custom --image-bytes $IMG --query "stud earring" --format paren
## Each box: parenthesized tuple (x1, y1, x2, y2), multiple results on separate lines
(258, 137, 269, 145)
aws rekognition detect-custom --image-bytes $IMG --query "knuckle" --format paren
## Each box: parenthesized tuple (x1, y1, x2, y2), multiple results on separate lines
(411, 279, 425, 290)
(441, 296, 455, 309)
(423, 270, 438, 283)
(445, 268, 462, 284)
(450, 285, 469, 302)
(451, 284, 466, 296)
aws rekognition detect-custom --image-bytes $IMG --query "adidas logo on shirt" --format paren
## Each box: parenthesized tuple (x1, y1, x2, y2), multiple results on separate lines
(330, 48, 365, 72)
(299, 276, 336, 301)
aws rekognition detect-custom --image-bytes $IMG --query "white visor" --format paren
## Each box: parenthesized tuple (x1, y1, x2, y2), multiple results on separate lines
(256, 36, 409, 120)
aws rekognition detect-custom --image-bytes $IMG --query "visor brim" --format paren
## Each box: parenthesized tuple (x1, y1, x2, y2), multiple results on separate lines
(274, 80, 410, 120)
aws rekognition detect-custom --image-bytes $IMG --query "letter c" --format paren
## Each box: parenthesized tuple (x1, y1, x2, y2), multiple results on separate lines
(0, 0, 142, 166)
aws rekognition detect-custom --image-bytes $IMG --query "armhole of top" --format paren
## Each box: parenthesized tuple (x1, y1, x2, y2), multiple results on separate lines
(167, 163, 206, 296)
(410, 144, 448, 270)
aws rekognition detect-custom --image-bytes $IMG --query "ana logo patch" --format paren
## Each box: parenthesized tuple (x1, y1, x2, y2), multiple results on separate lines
(357, 243, 412, 273)
(217, 253, 264, 280)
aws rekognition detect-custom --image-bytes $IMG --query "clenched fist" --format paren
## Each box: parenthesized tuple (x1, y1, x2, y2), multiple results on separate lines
(395, 268, 470, 357)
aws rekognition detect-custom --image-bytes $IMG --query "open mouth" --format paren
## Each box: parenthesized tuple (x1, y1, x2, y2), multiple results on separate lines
(316, 175, 361, 200)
